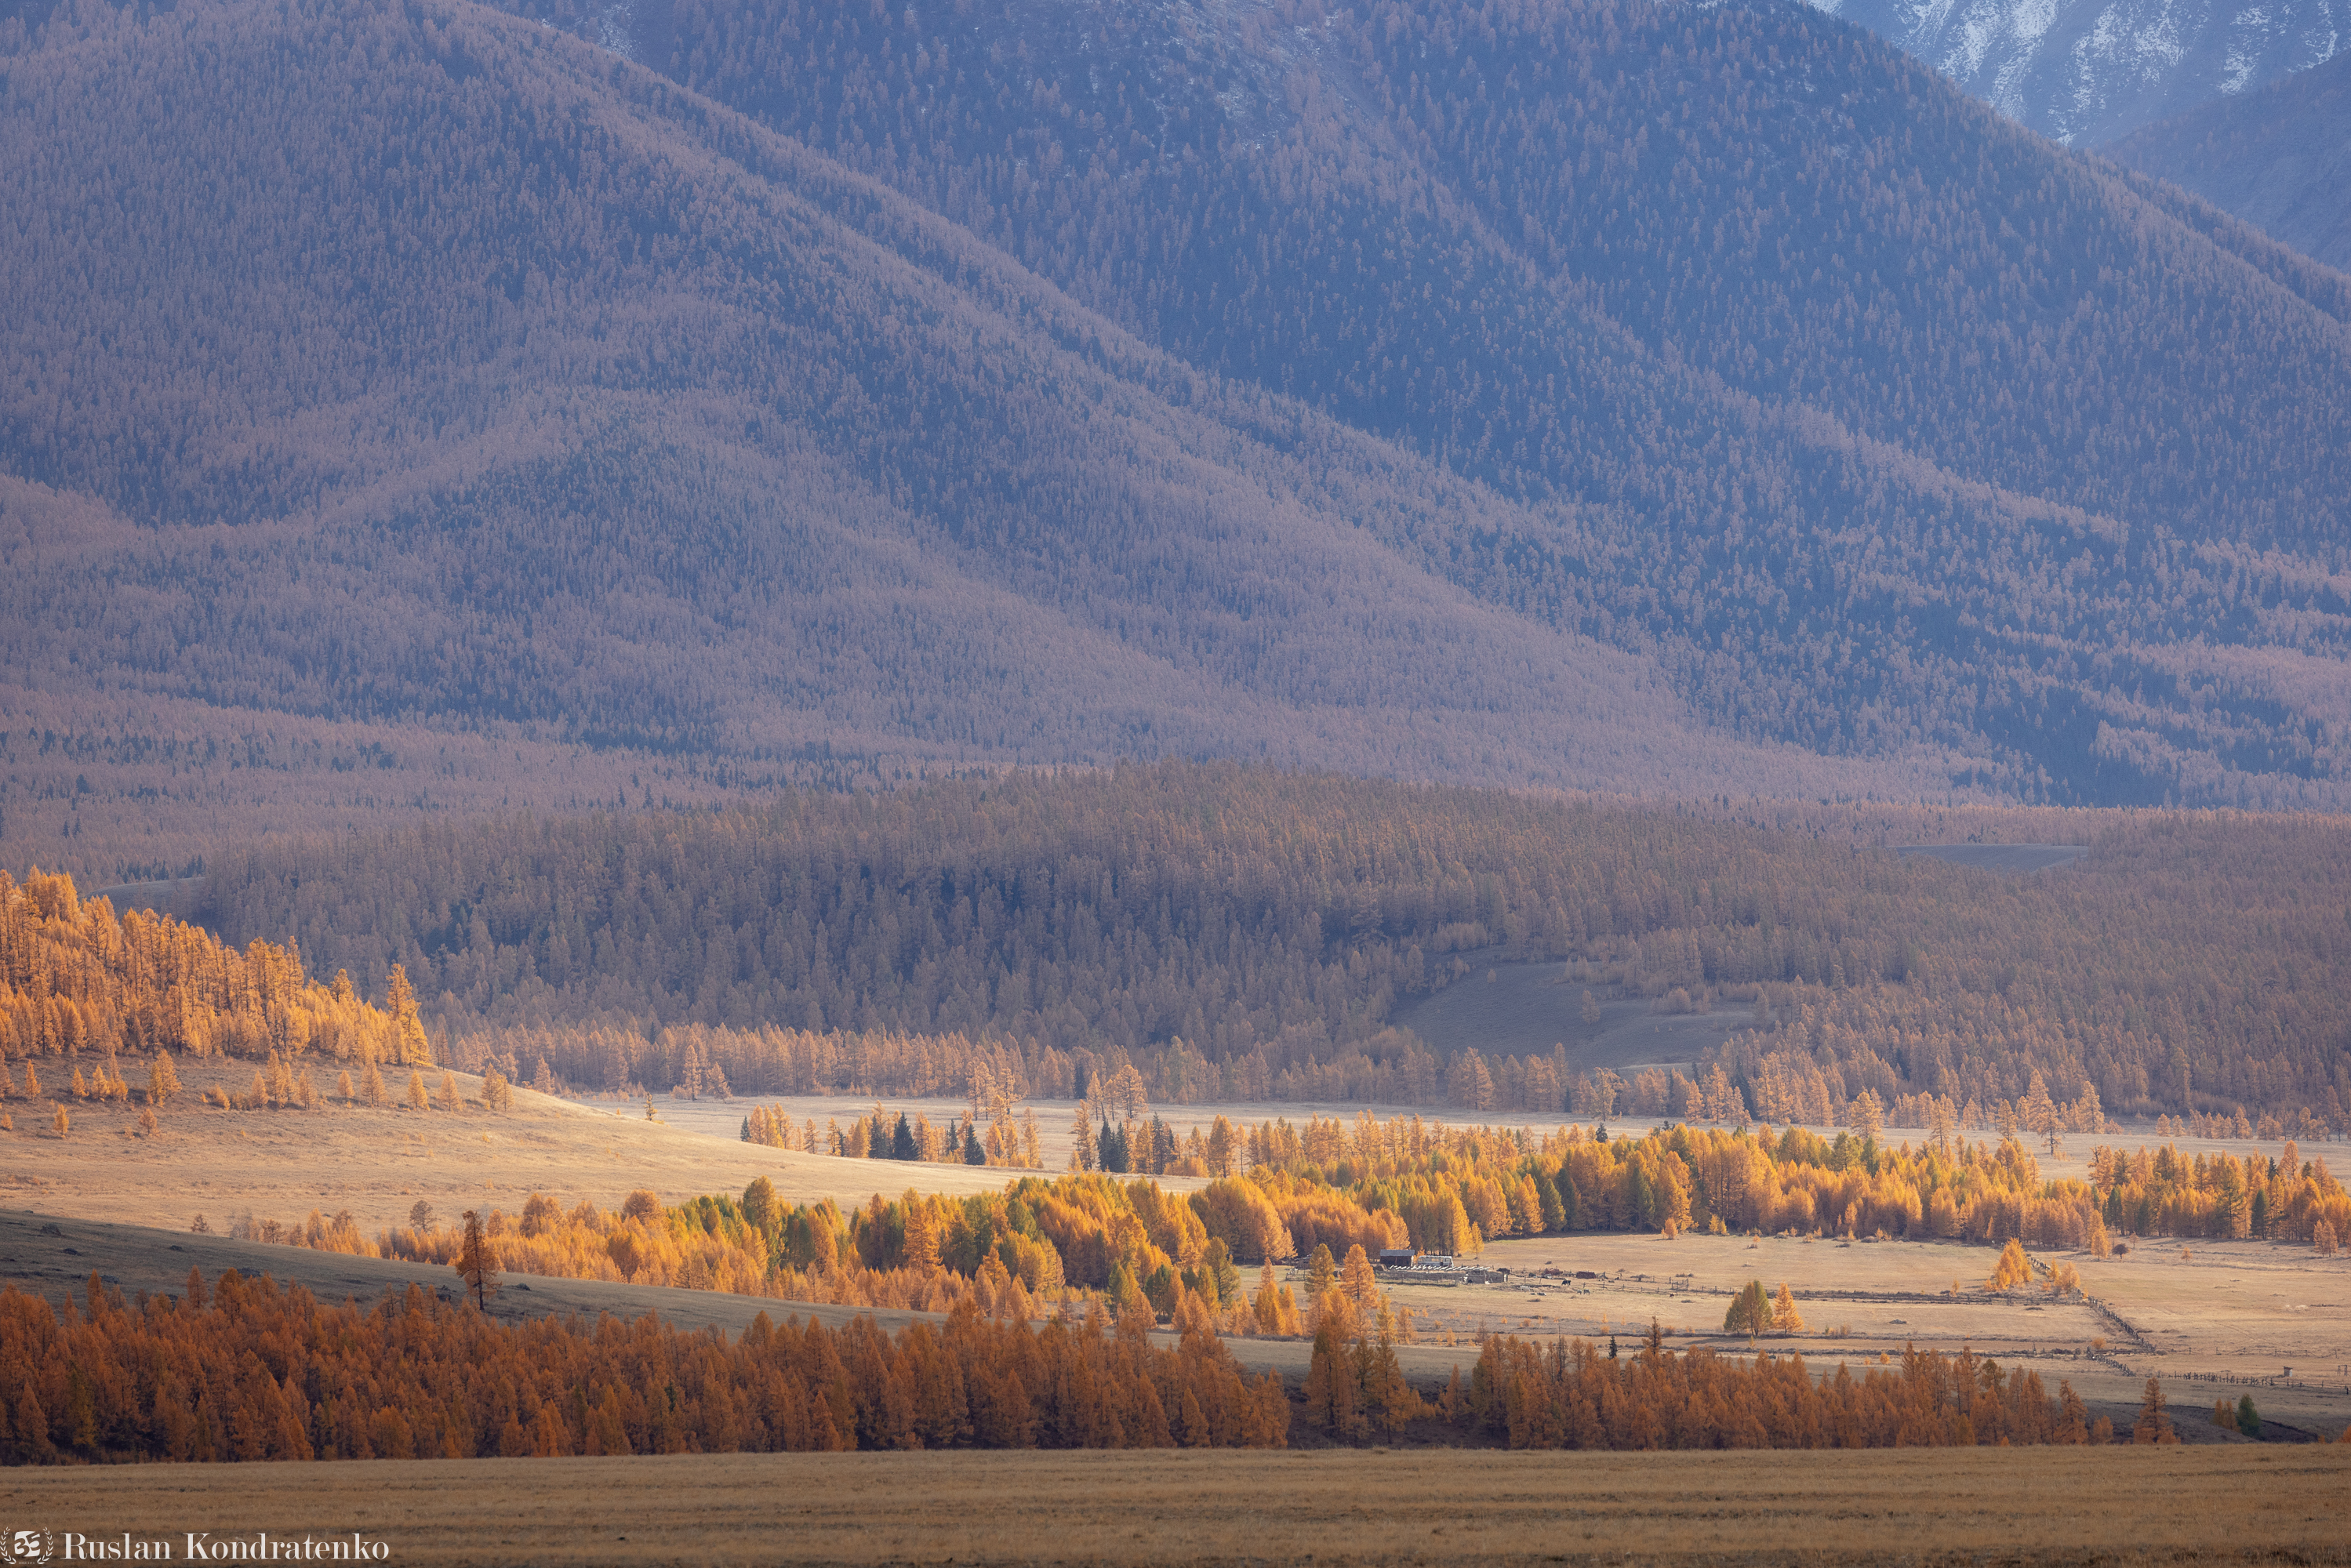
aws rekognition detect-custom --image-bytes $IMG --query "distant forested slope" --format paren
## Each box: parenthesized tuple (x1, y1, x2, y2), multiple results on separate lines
(5, 0, 2351, 889)
(528, 0, 2351, 806)
(1811, 0, 2346, 146)
(2105, 50, 2351, 271)
(0, 0, 1888, 884)
(198, 767, 2351, 1127)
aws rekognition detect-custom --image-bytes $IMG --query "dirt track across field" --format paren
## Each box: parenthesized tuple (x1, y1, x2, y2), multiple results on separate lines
(4, 1447, 2346, 1565)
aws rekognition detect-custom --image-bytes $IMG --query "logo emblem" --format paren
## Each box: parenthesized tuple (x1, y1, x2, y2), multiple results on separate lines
(1, 1531, 54, 1568)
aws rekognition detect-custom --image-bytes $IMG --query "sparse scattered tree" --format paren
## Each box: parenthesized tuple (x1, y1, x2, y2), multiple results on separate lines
(1724, 1279, 1771, 1341)
(456, 1209, 498, 1311)
(2133, 1377, 2175, 1444)
(1989, 1237, 2033, 1290)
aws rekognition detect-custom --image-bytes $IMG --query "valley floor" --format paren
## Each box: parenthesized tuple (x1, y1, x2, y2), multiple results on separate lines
(9, 1061, 2348, 1441)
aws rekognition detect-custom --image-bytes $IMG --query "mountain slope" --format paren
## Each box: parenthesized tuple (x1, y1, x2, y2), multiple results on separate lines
(0, 0, 1922, 879)
(2105, 49, 2351, 270)
(5, 0, 2351, 881)
(1810, 0, 2346, 145)
(521, 0, 2351, 805)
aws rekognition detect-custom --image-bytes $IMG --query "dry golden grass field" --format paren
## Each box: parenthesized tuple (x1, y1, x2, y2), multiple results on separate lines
(0, 1058, 1066, 1236)
(3, 1447, 2346, 1565)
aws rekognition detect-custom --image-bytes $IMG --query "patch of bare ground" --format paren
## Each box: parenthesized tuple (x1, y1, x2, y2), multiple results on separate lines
(5, 1448, 2347, 1564)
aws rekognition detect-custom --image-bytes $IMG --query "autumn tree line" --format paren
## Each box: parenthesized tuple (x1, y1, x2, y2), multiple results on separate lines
(1229, 1114, 2351, 1255)
(1452, 1333, 2140, 1450)
(201, 769, 2351, 1131)
(0, 867, 498, 1138)
(1298, 1309, 2198, 1449)
(0, 868, 425, 1071)
(16, 1270, 2325, 1465)
(0, 1272, 1289, 1464)
(335, 1174, 1333, 1334)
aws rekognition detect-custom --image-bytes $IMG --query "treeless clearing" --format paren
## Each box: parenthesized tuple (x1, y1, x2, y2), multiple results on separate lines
(1389, 960, 1748, 1072)
(2, 1057, 1043, 1236)
(3, 1448, 2345, 1564)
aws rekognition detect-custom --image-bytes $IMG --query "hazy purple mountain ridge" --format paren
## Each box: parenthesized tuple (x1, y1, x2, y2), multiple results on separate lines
(2105, 48, 2351, 270)
(1810, 0, 2345, 145)
(3, 0, 2350, 881)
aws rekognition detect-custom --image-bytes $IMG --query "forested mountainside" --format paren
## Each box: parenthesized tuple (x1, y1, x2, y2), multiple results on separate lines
(1814, 0, 2346, 145)
(197, 768, 2351, 1127)
(5, 0, 2351, 880)
(2106, 50, 2351, 271)
(0, 0, 1899, 887)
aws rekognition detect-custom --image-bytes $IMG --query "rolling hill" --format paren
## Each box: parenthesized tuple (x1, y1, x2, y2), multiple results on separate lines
(5, 0, 2351, 884)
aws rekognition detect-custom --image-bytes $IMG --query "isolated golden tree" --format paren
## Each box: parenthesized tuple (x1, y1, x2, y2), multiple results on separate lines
(1988, 1237, 2033, 1290)
(147, 1052, 180, 1106)
(457, 1209, 499, 1311)
(1724, 1279, 1771, 1341)
(2133, 1377, 2175, 1444)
